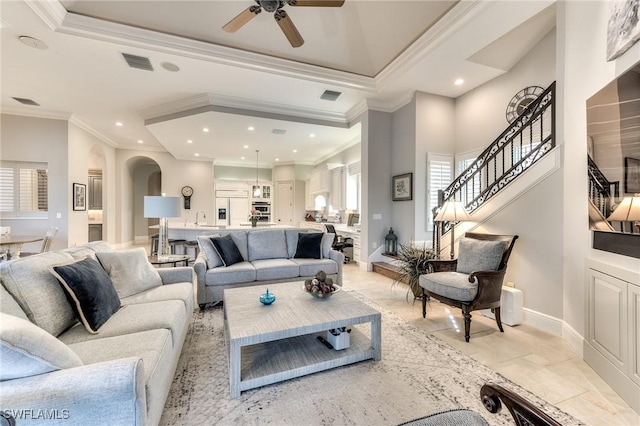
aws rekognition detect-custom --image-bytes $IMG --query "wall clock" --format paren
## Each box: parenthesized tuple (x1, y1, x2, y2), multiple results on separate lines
(506, 86, 544, 123)
(181, 186, 193, 209)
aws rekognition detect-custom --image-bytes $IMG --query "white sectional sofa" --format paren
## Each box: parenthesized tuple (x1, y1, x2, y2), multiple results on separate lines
(0, 241, 194, 426)
(193, 228, 344, 309)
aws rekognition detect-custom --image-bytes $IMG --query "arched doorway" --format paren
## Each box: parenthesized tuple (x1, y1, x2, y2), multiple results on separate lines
(88, 145, 107, 242)
(123, 156, 161, 246)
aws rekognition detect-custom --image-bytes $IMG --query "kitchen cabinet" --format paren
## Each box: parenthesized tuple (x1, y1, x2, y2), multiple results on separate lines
(88, 174, 102, 210)
(584, 259, 640, 413)
(88, 224, 102, 242)
(309, 166, 329, 195)
(330, 167, 346, 210)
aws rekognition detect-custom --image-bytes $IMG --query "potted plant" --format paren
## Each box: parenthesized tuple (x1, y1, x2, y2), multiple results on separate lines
(392, 242, 437, 300)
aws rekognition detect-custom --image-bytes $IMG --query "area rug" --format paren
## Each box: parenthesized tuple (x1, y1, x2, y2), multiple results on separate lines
(160, 292, 582, 426)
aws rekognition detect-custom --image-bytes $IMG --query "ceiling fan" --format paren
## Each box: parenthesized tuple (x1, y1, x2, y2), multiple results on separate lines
(222, 0, 345, 48)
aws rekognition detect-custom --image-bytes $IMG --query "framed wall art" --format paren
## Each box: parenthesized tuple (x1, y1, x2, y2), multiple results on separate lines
(392, 173, 413, 201)
(73, 182, 87, 211)
(606, 0, 640, 61)
(624, 157, 640, 193)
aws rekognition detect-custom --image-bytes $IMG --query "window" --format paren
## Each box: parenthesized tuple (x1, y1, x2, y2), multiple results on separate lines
(427, 154, 452, 224)
(456, 150, 482, 206)
(346, 161, 361, 211)
(0, 161, 48, 218)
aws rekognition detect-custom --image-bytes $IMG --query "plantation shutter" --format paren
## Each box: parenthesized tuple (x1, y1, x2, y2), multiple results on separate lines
(427, 154, 453, 224)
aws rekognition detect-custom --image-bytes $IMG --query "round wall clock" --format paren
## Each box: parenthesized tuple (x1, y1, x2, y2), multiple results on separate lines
(505, 86, 544, 123)
(181, 186, 193, 209)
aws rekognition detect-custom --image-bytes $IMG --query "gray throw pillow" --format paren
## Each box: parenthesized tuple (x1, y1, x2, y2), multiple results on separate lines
(0, 312, 83, 381)
(456, 238, 506, 274)
(96, 248, 162, 298)
(321, 233, 335, 258)
(197, 234, 223, 268)
(51, 257, 122, 334)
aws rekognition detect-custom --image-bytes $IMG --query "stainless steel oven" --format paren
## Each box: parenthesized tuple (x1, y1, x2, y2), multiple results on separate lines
(252, 201, 271, 221)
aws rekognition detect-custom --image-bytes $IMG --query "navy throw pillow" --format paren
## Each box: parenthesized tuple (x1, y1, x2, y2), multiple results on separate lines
(50, 257, 121, 334)
(211, 234, 244, 266)
(294, 232, 323, 259)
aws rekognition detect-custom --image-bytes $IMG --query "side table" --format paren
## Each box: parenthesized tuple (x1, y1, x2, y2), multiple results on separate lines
(148, 254, 190, 267)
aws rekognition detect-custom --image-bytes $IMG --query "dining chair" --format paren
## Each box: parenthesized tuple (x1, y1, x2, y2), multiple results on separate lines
(20, 226, 58, 257)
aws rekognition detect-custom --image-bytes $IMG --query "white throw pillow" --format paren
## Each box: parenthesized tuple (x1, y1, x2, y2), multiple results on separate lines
(96, 248, 162, 298)
(0, 313, 83, 381)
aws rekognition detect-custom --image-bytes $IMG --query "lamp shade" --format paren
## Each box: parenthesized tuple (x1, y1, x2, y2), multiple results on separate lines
(434, 200, 471, 222)
(144, 196, 181, 218)
(607, 194, 640, 221)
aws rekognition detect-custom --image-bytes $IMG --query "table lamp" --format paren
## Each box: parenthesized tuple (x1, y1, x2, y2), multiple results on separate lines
(434, 200, 471, 259)
(144, 196, 181, 261)
(607, 194, 640, 233)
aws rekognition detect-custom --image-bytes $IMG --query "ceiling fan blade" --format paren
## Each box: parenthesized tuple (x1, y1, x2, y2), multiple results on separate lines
(274, 10, 304, 48)
(222, 5, 261, 33)
(287, 0, 345, 6)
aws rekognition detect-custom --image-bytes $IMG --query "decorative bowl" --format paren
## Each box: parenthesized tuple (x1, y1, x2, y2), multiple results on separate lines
(303, 282, 341, 299)
(259, 289, 276, 305)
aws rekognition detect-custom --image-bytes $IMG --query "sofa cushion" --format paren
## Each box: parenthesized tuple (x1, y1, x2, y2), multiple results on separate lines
(58, 299, 186, 347)
(321, 233, 335, 258)
(204, 262, 256, 286)
(252, 259, 299, 281)
(121, 282, 194, 313)
(197, 234, 223, 268)
(0, 313, 83, 381)
(0, 284, 29, 321)
(419, 272, 477, 302)
(248, 229, 288, 261)
(456, 238, 506, 274)
(51, 257, 122, 334)
(291, 258, 338, 277)
(294, 232, 323, 259)
(211, 234, 244, 266)
(0, 251, 77, 336)
(96, 248, 162, 298)
(68, 329, 174, 419)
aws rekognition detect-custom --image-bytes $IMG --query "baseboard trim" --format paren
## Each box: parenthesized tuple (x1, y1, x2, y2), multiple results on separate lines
(562, 322, 584, 357)
(523, 307, 563, 336)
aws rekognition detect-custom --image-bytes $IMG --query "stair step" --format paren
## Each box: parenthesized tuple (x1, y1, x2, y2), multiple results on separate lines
(372, 261, 407, 283)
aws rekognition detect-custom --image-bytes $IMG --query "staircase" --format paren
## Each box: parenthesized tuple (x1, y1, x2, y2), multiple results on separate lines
(372, 254, 405, 282)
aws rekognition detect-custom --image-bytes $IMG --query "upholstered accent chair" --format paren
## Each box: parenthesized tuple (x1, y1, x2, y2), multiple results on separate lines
(419, 232, 518, 342)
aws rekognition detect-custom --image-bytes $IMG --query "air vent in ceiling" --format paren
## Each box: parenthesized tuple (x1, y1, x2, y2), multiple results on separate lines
(272, 129, 287, 135)
(12, 97, 39, 106)
(320, 90, 342, 101)
(122, 53, 154, 71)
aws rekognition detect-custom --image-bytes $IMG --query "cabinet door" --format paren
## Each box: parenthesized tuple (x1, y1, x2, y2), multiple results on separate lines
(629, 284, 640, 386)
(88, 176, 102, 209)
(588, 269, 628, 370)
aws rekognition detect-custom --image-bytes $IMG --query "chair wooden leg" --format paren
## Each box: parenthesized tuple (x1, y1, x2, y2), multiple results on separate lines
(421, 291, 427, 318)
(493, 307, 504, 332)
(462, 307, 472, 342)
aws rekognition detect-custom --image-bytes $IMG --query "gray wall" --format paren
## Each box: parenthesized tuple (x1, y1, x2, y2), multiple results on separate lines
(390, 100, 416, 245)
(0, 115, 69, 251)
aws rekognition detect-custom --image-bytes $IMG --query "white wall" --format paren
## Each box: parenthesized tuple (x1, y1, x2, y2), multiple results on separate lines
(0, 115, 69, 251)
(559, 0, 640, 337)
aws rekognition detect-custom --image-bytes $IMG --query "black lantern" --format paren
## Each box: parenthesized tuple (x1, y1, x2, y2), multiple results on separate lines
(384, 227, 398, 256)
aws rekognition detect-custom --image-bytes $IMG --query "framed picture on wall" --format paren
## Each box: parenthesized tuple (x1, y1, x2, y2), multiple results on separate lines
(624, 157, 640, 193)
(73, 183, 87, 211)
(392, 173, 413, 201)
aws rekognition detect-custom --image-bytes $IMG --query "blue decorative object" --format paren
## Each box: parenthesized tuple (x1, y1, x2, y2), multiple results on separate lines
(259, 288, 276, 305)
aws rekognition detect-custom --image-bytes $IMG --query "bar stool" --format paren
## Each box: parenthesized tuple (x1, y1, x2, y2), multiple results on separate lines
(184, 240, 200, 264)
(150, 235, 186, 255)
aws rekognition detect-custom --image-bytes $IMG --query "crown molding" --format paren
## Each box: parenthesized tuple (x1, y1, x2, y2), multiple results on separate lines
(1, 105, 71, 120)
(345, 91, 415, 122)
(68, 115, 118, 147)
(142, 93, 349, 128)
(27, 1, 376, 93)
(375, 1, 489, 91)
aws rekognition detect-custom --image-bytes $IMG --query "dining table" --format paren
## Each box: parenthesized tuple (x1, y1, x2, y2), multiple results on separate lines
(0, 234, 43, 261)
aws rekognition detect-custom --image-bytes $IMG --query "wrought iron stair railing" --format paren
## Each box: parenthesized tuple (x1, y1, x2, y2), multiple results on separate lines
(587, 154, 619, 218)
(433, 82, 556, 254)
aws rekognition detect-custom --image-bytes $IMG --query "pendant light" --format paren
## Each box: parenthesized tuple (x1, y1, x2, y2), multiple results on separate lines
(253, 150, 262, 197)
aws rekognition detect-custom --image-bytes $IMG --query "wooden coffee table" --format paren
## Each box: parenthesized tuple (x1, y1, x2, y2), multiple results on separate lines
(224, 281, 381, 398)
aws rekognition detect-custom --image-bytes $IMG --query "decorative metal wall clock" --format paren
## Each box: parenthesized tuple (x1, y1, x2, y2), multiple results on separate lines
(505, 86, 544, 123)
(181, 186, 193, 209)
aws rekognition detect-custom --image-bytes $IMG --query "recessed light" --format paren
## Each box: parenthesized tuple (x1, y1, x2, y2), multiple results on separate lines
(161, 62, 180, 72)
(19, 35, 48, 50)
(137, 140, 144, 144)
(293, 149, 298, 153)
(241, 156, 245, 160)
(202, 127, 209, 133)
(309, 133, 315, 138)
(275, 158, 280, 162)
(115, 122, 123, 127)
(248, 126, 255, 131)
(243, 145, 249, 149)
(194, 153, 200, 157)
(187, 139, 193, 144)
(454, 78, 464, 86)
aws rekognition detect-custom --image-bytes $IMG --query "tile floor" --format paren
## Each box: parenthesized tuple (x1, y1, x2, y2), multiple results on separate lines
(341, 263, 639, 426)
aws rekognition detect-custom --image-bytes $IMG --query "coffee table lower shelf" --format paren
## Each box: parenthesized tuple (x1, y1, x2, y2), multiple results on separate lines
(229, 328, 375, 397)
